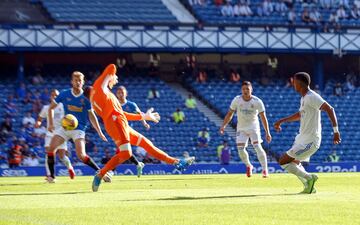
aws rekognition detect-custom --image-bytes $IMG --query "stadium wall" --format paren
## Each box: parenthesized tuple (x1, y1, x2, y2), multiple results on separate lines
(1, 162, 358, 177)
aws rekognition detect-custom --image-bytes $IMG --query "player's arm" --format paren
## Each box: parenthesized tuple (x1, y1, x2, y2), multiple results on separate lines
(35, 106, 47, 128)
(48, 101, 58, 132)
(88, 109, 108, 142)
(320, 102, 341, 144)
(220, 109, 235, 135)
(274, 112, 300, 132)
(259, 112, 272, 143)
(34, 116, 43, 128)
(125, 108, 160, 123)
(135, 107, 150, 130)
(93, 64, 116, 91)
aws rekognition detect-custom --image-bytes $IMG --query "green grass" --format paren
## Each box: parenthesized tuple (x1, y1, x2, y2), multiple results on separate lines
(0, 173, 359, 225)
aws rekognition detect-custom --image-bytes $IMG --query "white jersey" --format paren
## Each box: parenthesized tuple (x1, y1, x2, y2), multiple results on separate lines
(39, 103, 65, 136)
(295, 90, 326, 144)
(230, 95, 265, 131)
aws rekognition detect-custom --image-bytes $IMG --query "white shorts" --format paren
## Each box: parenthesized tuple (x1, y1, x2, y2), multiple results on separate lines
(54, 127, 85, 142)
(45, 134, 68, 150)
(236, 129, 262, 147)
(286, 139, 320, 162)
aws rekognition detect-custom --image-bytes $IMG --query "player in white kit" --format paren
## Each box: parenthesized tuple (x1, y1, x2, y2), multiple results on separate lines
(220, 81, 272, 178)
(35, 89, 75, 180)
(274, 72, 341, 194)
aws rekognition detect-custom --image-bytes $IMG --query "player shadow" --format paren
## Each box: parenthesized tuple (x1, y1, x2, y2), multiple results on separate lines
(159, 193, 300, 201)
(0, 191, 87, 196)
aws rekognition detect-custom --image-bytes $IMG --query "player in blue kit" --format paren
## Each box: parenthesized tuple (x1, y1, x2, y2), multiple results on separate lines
(45, 71, 110, 183)
(113, 86, 149, 177)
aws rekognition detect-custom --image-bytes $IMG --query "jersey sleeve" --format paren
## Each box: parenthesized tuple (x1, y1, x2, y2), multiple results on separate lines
(308, 93, 326, 110)
(85, 98, 92, 111)
(54, 91, 65, 104)
(257, 99, 265, 113)
(229, 97, 238, 111)
(133, 102, 141, 114)
(39, 106, 48, 118)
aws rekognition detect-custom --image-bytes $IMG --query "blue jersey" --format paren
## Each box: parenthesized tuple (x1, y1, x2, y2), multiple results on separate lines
(122, 100, 140, 114)
(54, 89, 92, 131)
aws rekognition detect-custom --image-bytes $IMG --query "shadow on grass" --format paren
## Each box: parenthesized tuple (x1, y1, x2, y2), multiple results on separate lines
(0, 191, 88, 196)
(121, 193, 302, 202)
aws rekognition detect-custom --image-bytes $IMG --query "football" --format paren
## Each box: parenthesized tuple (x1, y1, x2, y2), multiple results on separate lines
(61, 114, 78, 130)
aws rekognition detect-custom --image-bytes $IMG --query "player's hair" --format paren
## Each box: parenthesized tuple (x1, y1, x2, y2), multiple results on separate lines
(72, 71, 85, 80)
(242, 81, 252, 87)
(51, 89, 59, 95)
(294, 72, 311, 86)
(84, 86, 93, 99)
(117, 86, 127, 93)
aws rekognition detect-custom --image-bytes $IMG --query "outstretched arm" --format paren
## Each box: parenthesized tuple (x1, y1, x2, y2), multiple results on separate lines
(220, 109, 235, 135)
(320, 102, 341, 144)
(124, 108, 160, 123)
(274, 112, 301, 132)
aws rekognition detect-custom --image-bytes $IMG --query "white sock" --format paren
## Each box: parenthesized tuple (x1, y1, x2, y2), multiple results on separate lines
(297, 163, 308, 186)
(281, 162, 312, 180)
(60, 155, 73, 170)
(237, 146, 251, 166)
(253, 144, 268, 172)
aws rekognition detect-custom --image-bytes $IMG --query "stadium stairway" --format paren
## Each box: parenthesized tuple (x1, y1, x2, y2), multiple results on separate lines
(161, 0, 197, 24)
(167, 82, 236, 138)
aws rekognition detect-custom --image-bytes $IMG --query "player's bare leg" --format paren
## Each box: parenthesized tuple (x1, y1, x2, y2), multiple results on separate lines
(237, 143, 252, 177)
(129, 128, 195, 170)
(252, 141, 268, 178)
(57, 149, 75, 179)
(279, 154, 317, 194)
(46, 135, 65, 182)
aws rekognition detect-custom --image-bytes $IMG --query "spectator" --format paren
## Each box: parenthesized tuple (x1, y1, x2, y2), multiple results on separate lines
(333, 82, 343, 96)
(288, 7, 297, 24)
(256, 3, 264, 16)
(116, 56, 127, 70)
(229, 69, 241, 82)
(262, 0, 274, 16)
(283, 0, 293, 8)
(302, 7, 311, 23)
(197, 70, 207, 83)
(350, 5, 359, 19)
(327, 150, 340, 162)
(221, 1, 234, 16)
(188, 0, 206, 5)
(8, 142, 22, 168)
(337, 5, 348, 19)
(185, 94, 197, 109)
(32, 72, 44, 85)
(15, 82, 27, 99)
(320, 0, 333, 9)
(22, 92, 33, 105)
(275, 0, 288, 16)
(329, 10, 340, 29)
(4, 94, 17, 116)
(172, 108, 185, 124)
(147, 87, 160, 99)
(22, 111, 35, 127)
(345, 79, 355, 91)
(22, 153, 39, 166)
(217, 140, 231, 165)
(215, 0, 224, 6)
(186, 54, 197, 74)
(197, 128, 210, 147)
(310, 7, 322, 24)
(235, 2, 253, 16)
(149, 53, 160, 76)
(338, 0, 350, 9)
(1, 117, 13, 136)
(355, 0, 360, 8)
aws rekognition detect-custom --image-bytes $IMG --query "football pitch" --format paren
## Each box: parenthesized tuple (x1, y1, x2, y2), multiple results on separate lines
(0, 173, 359, 225)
